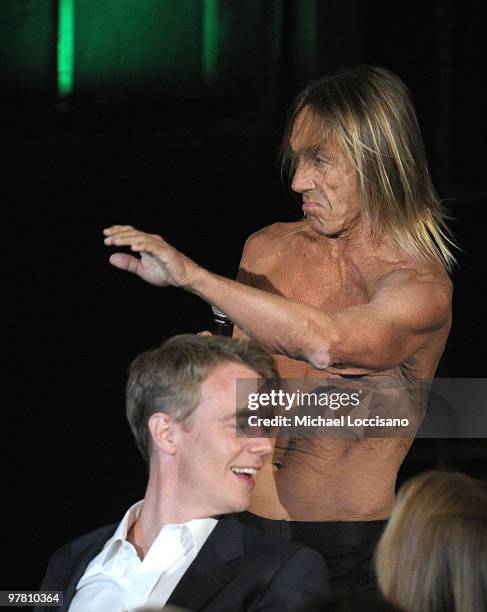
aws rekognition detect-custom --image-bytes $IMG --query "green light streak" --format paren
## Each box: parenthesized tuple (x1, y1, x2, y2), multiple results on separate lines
(202, 0, 218, 83)
(296, 0, 317, 76)
(57, 0, 75, 97)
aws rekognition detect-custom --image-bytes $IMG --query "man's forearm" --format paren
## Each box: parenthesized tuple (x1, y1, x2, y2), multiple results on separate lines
(187, 267, 339, 369)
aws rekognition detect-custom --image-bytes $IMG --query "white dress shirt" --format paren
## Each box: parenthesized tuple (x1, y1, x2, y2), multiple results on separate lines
(69, 501, 218, 612)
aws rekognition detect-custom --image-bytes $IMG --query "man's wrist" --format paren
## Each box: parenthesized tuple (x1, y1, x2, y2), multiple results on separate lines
(183, 262, 211, 293)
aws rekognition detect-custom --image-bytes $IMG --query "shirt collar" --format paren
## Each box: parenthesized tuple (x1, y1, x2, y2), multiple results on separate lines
(97, 501, 217, 566)
(97, 500, 143, 566)
(184, 516, 218, 551)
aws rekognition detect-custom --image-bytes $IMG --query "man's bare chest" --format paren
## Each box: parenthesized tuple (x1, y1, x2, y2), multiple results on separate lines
(246, 247, 370, 312)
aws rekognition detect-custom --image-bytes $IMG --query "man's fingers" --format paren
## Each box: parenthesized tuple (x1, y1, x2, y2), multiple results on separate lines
(109, 253, 141, 274)
(131, 241, 176, 268)
(197, 331, 213, 336)
(104, 231, 146, 246)
(103, 224, 134, 235)
(104, 231, 170, 252)
(104, 225, 189, 287)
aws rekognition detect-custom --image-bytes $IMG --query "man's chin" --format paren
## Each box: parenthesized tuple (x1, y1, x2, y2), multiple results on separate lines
(227, 496, 252, 515)
(308, 218, 334, 236)
(307, 215, 349, 238)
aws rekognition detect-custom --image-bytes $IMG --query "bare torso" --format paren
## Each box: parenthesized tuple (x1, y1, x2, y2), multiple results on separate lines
(235, 221, 452, 521)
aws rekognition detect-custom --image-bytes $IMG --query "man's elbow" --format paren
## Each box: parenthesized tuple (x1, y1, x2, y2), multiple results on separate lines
(304, 336, 338, 370)
(302, 324, 342, 369)
(307, 348, 332, 370)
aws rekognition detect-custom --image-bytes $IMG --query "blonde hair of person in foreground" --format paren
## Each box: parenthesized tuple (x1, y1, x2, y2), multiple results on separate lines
(376, 469, 487, 612)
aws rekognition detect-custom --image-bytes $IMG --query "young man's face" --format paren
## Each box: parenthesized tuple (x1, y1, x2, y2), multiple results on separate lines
(173, 362, 273, 518)
(290, 107, 363, 238)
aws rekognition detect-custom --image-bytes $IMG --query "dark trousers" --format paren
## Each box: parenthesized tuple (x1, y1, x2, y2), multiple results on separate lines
(236, 512, 387, 592)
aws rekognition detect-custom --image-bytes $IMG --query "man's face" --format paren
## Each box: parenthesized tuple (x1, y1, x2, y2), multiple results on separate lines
(290, 107, 362, 237)
(173, 362, 273, 518)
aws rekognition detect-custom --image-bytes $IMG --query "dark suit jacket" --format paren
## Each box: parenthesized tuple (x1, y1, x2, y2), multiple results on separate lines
(38, 514, 328, 611)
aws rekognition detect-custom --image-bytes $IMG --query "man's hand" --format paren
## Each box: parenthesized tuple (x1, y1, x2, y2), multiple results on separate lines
(103, 225, 199, 288)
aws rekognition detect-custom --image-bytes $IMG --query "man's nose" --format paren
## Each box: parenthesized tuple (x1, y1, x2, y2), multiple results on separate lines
(247, 435, 274, 457)
(291, 161, 313, 193)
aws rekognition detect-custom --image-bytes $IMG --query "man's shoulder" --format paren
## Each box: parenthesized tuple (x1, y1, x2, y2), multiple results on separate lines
(226, 514, 323, 564)
(47, 523, 117, 564)
(372, 261, 453, 305)
(242, 221, 307, 259)
(39, 523, 117, 594)
(215, 515, 329, 606)
(167, 515, 328, 611)
(245, 221, 306, 246)
(245, 527, 322, 563)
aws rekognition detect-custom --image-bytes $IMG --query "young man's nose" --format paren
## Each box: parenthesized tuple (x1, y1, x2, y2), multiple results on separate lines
(247, 435, 274, 457)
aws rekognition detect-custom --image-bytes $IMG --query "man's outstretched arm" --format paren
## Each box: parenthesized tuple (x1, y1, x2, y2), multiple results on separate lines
(104, 225, 451, 372)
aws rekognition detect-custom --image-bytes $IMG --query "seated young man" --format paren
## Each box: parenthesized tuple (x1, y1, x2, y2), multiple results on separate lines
(39, 335, 328, 611)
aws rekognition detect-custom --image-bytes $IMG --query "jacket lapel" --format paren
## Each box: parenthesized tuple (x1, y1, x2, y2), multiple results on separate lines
(167, 514, 244, 611)
(61, 544, 105, 608)
(52, 525, 117, 610)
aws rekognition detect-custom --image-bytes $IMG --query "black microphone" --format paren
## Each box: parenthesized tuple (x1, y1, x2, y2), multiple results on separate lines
(211, 305, 234, 336)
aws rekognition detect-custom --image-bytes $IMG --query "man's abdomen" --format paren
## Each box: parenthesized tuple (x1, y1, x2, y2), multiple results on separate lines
(249, 437, 412, 521)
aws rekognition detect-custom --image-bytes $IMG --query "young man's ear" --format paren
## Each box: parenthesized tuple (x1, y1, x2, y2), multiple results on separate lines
(148, 412, 179, 456)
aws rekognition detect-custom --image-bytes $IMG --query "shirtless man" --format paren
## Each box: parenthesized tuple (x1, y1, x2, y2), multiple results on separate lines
(103, 66, 454, 589)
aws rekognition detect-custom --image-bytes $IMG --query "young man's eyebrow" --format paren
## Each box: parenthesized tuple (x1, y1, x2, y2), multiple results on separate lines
(220, 408, 248, 422)
(219, 412, 236, 422)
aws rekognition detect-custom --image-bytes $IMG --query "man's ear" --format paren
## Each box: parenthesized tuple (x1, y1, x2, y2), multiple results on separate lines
(148, 412, 179, 456)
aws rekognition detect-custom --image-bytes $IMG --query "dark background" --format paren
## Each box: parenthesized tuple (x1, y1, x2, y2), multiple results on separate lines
(2, 0, 486, 590)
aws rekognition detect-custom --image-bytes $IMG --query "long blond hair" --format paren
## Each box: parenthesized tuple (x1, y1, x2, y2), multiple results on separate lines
(376, 470, 487, 612)
(282, 66, 456, 270)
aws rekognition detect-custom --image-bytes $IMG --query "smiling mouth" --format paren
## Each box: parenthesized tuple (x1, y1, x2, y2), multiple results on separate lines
(230, 466, 258, 486)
